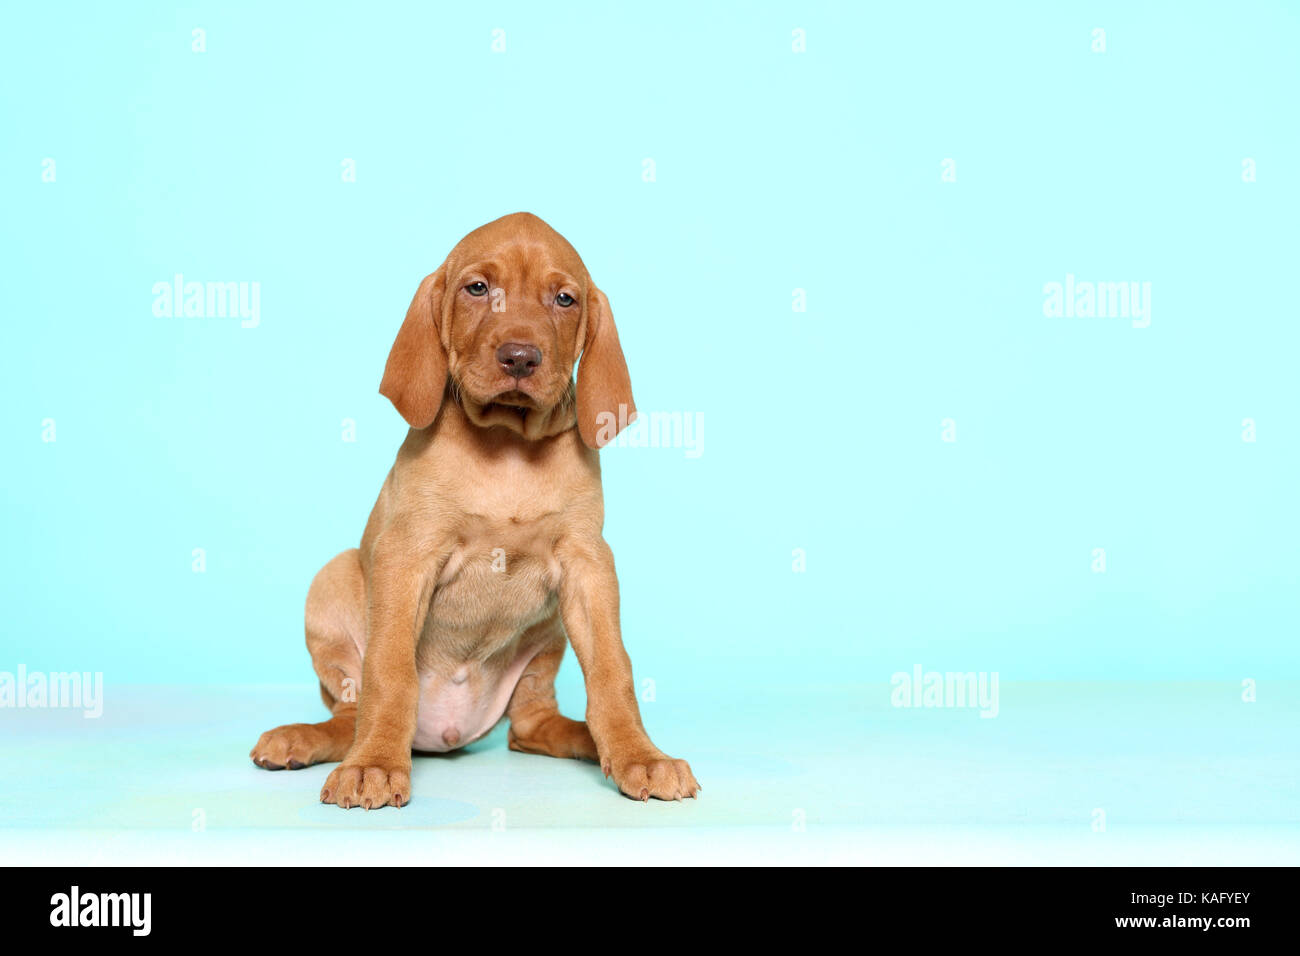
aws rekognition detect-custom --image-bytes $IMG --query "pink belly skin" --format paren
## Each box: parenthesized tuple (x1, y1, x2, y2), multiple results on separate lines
(410, 645, 540, 752)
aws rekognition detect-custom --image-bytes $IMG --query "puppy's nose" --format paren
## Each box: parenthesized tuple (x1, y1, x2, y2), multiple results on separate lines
(497, 342, 542, 379)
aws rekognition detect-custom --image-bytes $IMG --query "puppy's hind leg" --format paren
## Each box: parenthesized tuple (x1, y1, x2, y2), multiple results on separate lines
(251, 549, 365, 770)
(506, 614, 598, 762)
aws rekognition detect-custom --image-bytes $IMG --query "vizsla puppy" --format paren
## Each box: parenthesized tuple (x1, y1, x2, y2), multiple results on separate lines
(250, 212, 698, 807)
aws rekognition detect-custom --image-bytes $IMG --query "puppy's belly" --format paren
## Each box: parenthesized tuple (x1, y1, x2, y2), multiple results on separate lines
(411, 644, 540, 752)
(409, 541, 559, 752)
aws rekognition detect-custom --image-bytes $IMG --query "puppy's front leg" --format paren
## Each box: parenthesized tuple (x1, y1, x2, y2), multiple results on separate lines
(320, 543, 435, 809)
(557, 536, 699, 801)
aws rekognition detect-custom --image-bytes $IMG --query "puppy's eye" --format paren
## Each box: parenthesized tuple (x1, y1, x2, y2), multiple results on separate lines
(466, 281, 489, 296)
(555, 292, 576, 307)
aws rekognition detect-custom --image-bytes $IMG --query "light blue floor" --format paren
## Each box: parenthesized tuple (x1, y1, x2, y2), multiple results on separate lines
(2, 682, 1296, 864)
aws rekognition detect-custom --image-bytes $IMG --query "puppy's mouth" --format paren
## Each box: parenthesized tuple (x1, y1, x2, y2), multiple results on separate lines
(455, 378, 576, 441)
(481, 390, 534, 421)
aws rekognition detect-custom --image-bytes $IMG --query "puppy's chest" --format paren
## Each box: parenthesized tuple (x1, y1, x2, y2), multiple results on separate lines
(405, 435, 595, 639)
(426, 517, 563, 636)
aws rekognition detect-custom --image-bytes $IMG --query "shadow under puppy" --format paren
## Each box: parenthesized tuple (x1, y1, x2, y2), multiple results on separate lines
(250, 212, 698, 807)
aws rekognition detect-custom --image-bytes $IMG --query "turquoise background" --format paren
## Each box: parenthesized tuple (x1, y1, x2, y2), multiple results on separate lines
(3, 0, 1297, 695)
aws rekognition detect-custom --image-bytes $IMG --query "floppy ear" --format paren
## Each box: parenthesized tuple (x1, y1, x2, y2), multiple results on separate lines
(576, 286, 636, 448)
(380, 267, 447, 429)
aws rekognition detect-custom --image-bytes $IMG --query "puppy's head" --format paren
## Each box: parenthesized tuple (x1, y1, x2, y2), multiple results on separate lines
(380, 212, 635, 447)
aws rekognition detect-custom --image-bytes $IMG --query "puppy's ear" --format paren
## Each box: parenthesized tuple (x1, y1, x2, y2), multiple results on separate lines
(576, 286, 636, 448)
(380, 267, 448, 429)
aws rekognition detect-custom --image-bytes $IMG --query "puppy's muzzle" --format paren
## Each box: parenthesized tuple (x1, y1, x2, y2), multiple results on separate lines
(497, 342, 542, 379)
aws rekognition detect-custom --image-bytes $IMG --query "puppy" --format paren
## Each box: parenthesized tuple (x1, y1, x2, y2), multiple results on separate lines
(250, 212, 698, 806)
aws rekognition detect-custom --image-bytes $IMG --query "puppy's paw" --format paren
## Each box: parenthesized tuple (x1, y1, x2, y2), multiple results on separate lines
(603, 751, 700, 802)
(320, 757, 411, 809)
(250, 723, 337, 770)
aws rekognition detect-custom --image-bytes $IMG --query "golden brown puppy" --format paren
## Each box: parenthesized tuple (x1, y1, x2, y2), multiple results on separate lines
(250, 212, 698, 806)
